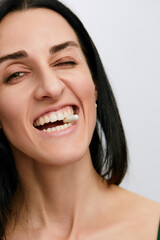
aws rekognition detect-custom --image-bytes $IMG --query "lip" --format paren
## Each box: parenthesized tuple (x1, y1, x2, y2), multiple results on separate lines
(32, 103, 79, 124)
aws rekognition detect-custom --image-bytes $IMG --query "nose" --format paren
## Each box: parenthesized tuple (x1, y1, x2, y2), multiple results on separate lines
(34, 67, 65, 101)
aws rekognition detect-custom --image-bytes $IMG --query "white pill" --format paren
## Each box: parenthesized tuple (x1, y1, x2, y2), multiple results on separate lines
(63, 114, 79, 123)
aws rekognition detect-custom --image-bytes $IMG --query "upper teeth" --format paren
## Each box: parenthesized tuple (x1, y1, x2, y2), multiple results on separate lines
(34, 106, 74, 127)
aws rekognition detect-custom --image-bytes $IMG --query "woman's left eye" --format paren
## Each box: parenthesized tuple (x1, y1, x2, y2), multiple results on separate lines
(54, 61, 77, 68)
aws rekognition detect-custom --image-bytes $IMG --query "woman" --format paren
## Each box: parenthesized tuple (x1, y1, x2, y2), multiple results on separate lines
(0, 0, 159, 239)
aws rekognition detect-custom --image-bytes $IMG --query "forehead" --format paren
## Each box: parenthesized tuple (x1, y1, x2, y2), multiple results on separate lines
(0, 8, 79, 55)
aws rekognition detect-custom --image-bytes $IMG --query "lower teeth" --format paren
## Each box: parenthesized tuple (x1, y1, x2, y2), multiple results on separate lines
(42, 123, 72, 132)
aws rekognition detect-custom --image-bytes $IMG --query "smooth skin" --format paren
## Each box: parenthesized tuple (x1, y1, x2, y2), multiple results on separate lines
(0, 8, 159, 240)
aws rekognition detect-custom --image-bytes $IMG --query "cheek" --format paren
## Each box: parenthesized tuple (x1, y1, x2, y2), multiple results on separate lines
(66, 67, 96, 101)
(76, 71, 97, 131)
(0, 89, 25, 133)
(79, 81, 95, 100)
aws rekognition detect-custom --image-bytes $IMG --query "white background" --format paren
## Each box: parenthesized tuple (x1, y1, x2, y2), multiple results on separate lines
(60, 0, 160, 202)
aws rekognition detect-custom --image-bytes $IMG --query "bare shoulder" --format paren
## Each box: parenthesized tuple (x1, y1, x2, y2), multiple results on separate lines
(106, 185, 160, 239)
(112, 185, 160, 215)
(81, 184, 159, 240)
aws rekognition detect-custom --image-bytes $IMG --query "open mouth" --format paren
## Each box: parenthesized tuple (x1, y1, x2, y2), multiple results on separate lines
(33, 105, 78, 132)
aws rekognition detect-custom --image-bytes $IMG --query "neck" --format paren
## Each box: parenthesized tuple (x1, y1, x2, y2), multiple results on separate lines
(13, 150, 108, 237)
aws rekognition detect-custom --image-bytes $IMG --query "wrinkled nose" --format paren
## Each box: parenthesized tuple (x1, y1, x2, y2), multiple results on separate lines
(34, 67, 65, 101)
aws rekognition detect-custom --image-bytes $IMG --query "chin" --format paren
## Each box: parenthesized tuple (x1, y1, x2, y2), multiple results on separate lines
(34, 146, 90, 167)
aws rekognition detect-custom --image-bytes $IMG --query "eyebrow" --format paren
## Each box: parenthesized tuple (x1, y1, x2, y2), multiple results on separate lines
(0, 41, 79, 65)
(0, 50, 28, 64)
(50, 41, 79, 54)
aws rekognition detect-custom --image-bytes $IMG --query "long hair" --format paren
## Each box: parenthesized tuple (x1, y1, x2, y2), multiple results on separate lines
(0, 0, 128, 237)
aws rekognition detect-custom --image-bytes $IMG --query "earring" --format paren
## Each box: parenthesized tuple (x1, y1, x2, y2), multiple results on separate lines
(95, 103, 97, 108)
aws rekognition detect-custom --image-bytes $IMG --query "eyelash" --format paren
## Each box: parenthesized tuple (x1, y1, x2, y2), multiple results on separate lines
(54, 60, 77, 67)
(5, 72, 26, 83)
(4, 60, 77, 83)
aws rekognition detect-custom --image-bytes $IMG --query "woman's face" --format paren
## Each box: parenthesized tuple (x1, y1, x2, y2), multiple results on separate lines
(0, 8, 97, 166)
